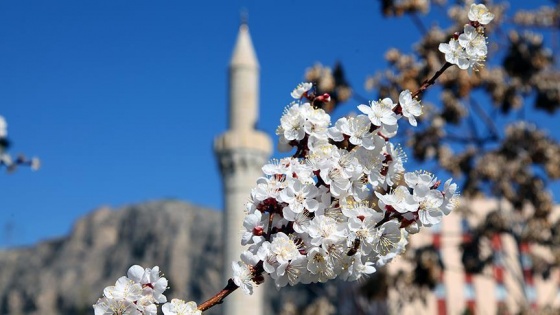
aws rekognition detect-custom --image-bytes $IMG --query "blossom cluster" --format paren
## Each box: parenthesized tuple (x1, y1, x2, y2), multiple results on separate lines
(439, 3, 495, 70)
(94, 3, 493, 313)
(93, 265, 201, 315)
(232, 81, 459, 294)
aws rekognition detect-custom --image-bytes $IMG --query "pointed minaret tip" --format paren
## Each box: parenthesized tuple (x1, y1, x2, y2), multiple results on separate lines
(240, 8, 248, 26)
(230, 21, 259, 68)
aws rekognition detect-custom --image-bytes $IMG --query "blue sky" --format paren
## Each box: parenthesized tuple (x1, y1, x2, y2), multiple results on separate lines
(0, 0, 557, 247)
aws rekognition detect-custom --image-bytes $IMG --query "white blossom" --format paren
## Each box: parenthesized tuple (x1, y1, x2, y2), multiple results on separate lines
(383, 143, 407, 187)
(417, 190, 444, 227)
(269, 233, 301, 265)
(291, 82, 313, 99)
(347, 213, 383, 254)
(459, 24, 487, 58)
(307, 215, 347, 248)
(280, 178, 320, 215)
(441, 178, 460, 215)
(232, 260, 254, 295)
(251, 176, 285, 201)
(351, 257, 377, 280)
(303, 104, 330, 140)
(398, 90, 422, 126)
(341, 201, 377, 223)
(278, 103, 306, 141)
(376, 186, 419, 214)
(439, 39, 470, 70)
(103, 276, 143, 303)
(376, 229, 409, 267)
(374, 221, 402, 255)
(320, 166, 351, 197)
(283, 209, 312, 233)
(241, 210, 266, 246)
(358, 98, 398, 127)
(468, 3, 494, 25)
(127, 265, 168, 304)
(405, 171, 438, 199)
(270, 255, 308, 288)
(306, 247, 335, 283)
(339, 115, 376, 148)
(327, 117, 346, 142)
(94, 265, 170, 315)
(162, 299, 201, 315)
(93, 297, 139, 315)
(338, 253, 376, 281)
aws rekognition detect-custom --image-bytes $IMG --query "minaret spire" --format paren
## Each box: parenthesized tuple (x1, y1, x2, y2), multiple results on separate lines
(214, 20, 271, 315)
(240, 9, 248, 27)
(228, 21, 259, 131)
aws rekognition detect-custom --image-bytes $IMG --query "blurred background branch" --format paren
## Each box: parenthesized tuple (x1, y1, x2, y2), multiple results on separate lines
(302, 0, 560, 313)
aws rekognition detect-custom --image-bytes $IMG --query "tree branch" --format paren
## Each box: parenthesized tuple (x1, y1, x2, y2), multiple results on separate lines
(409, 12, 428, 35)
(469, 97, 500, 141)
(197, 279, 239, 312)
(411, 62, 453, 99)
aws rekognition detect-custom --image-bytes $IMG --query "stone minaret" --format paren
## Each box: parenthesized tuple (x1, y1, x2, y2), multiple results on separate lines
(214, 22, 272, 315)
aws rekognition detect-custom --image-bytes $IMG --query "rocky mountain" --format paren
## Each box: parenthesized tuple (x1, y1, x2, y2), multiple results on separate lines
(0, 200, 224, 315)
(0, 200, 343, 315)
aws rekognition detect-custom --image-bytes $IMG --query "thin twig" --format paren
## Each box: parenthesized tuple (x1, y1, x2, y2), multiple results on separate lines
(409, 12, 428, 35)
(465, 97, 482, 147)
(197, 279, 239, 312)
(266, 213, 274, 241)
(469, 97, 500, 140)
(411, 62, 453, 98)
